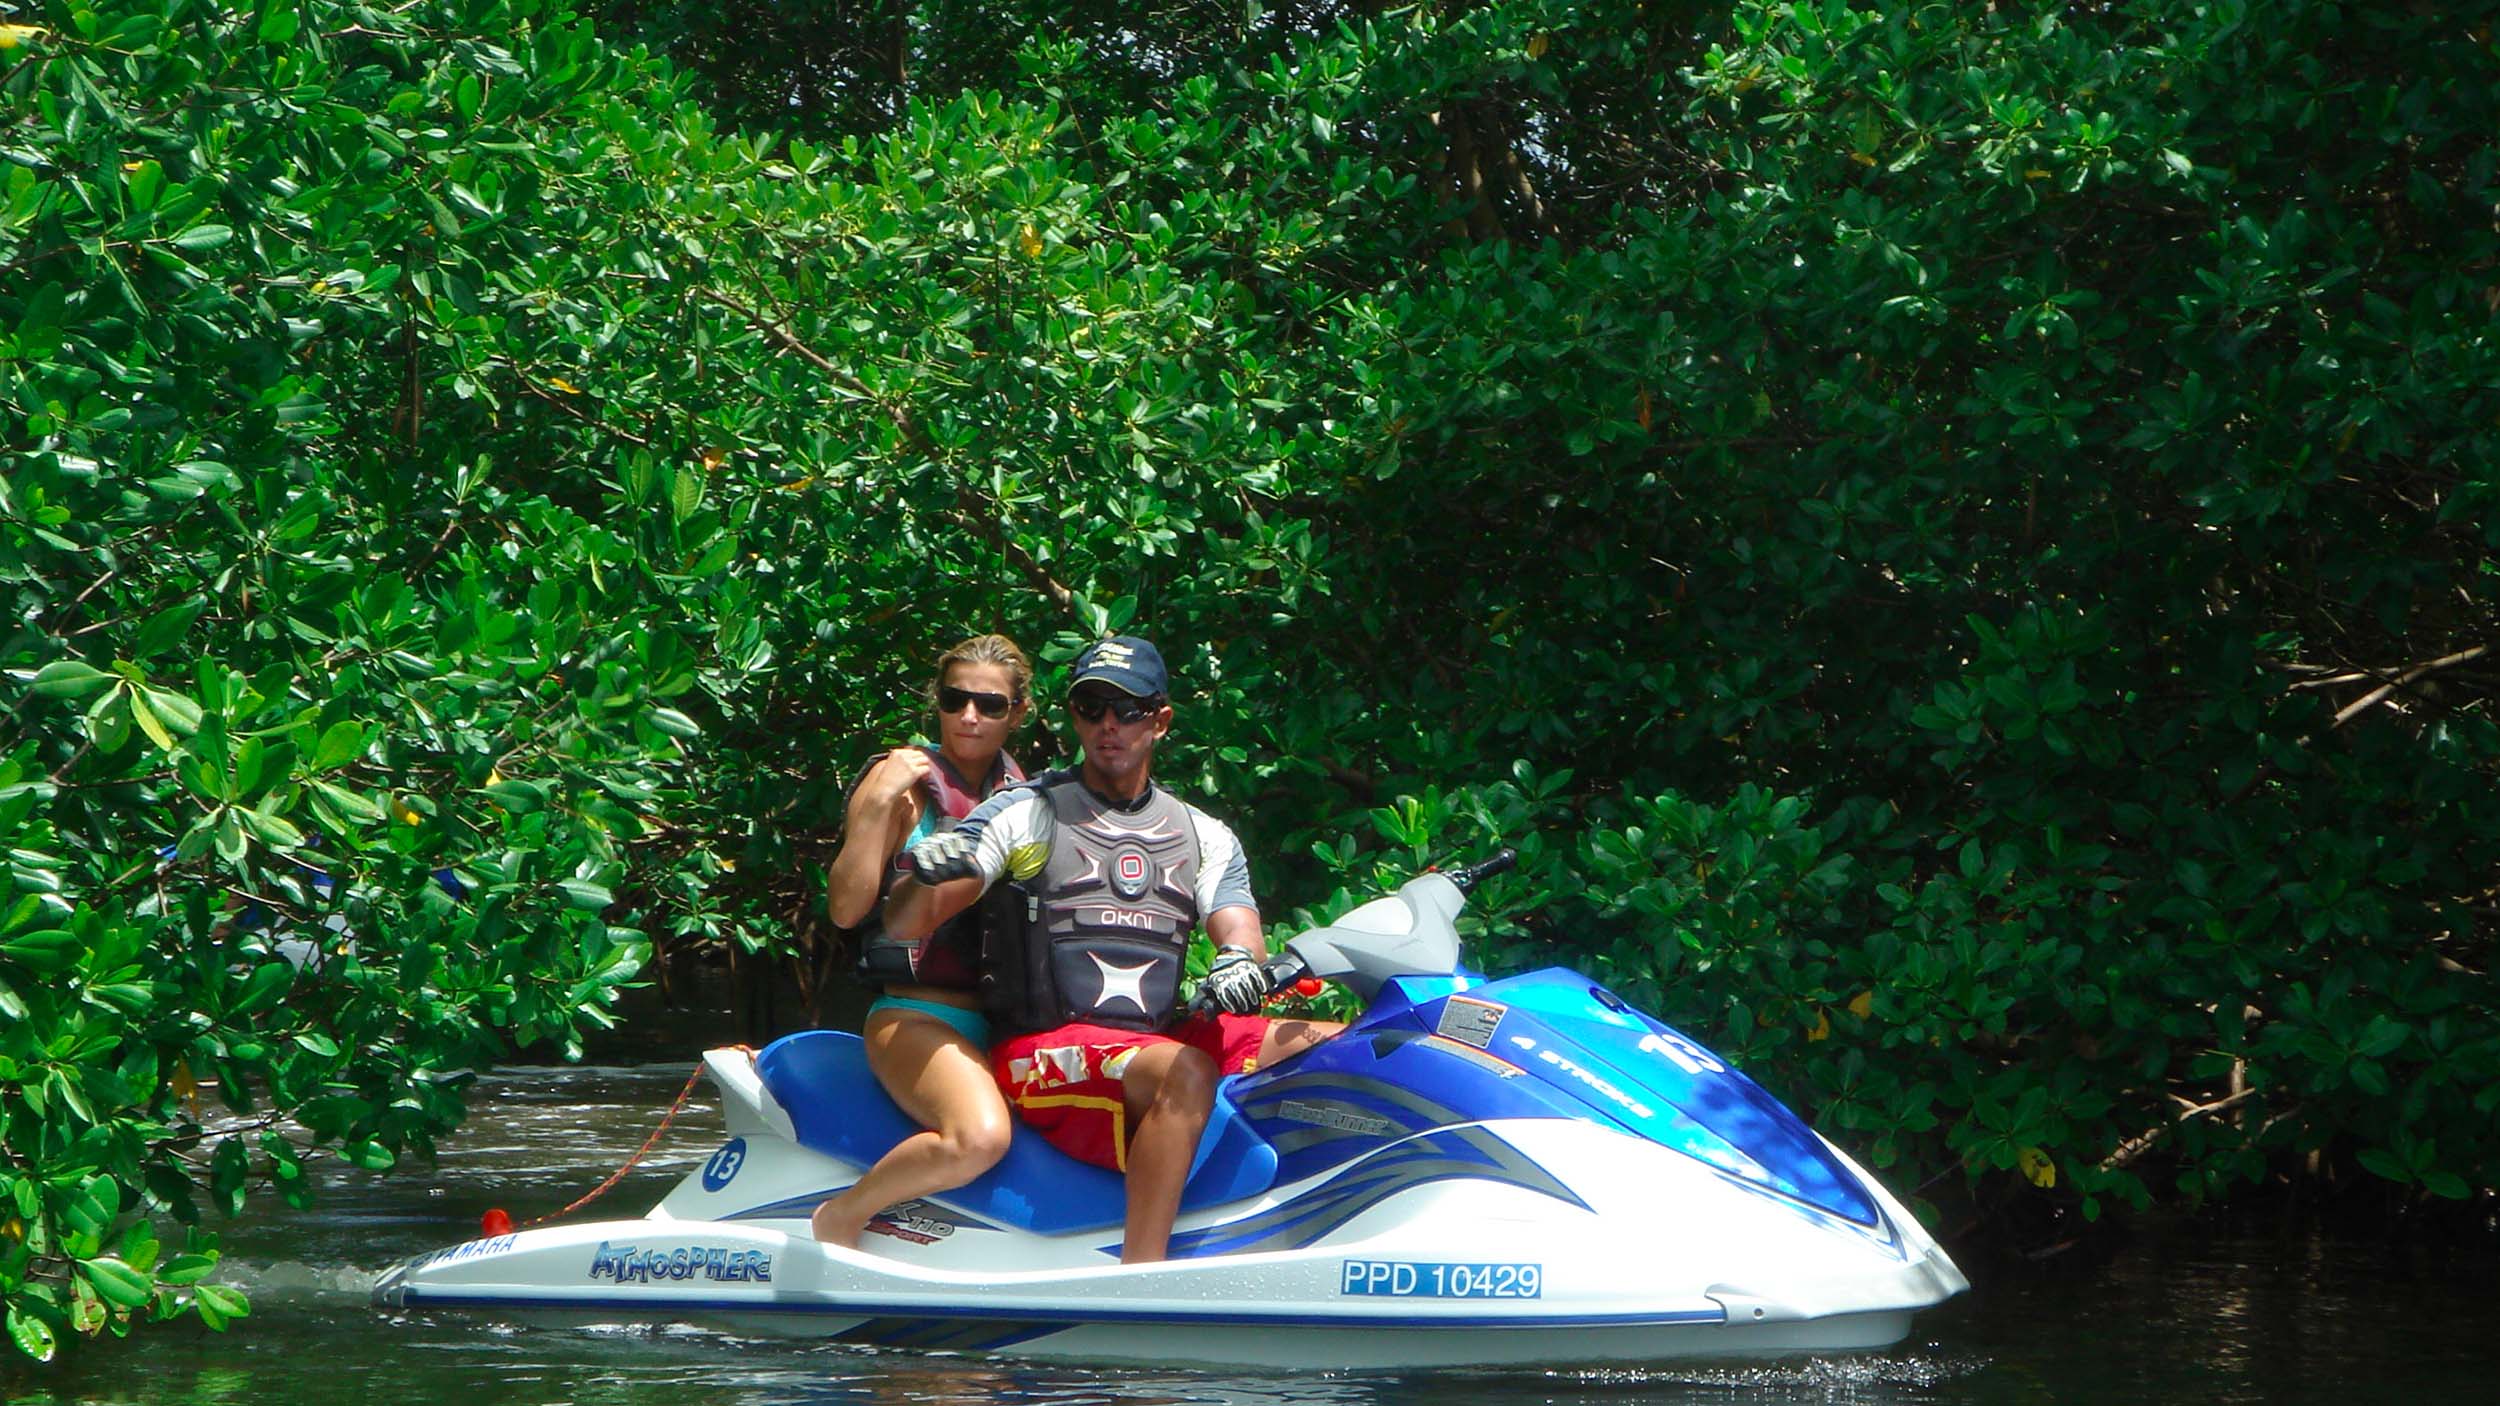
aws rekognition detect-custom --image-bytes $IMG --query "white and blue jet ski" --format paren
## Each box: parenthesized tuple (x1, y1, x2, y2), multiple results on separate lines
(374, 852, 1967, 1368)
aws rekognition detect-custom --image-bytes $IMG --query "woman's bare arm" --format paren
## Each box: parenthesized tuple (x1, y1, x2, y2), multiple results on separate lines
(825, 748, 933, 927)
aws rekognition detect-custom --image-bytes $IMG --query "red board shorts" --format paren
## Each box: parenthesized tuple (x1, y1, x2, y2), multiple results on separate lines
(990, 1014, 1271, 1171)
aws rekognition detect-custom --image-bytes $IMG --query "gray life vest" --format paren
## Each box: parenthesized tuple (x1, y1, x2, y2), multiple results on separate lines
(984, 775, 1200, 1034)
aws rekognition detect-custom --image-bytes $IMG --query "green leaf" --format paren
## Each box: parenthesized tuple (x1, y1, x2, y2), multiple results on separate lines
(228, 962, 293, 1016)
(343, 1139, 396, 1170)
(558, 879, 613, 911)
(27, 660, 115, 699)
(7, 1305, 57, 1362)
(310, 780, 384, 822)
(157, 1252, 219, 1286)
(170, 223, 234, 250)
(214, 808, 248, 862)
(2355, 1015, 2408, 1059)
(210, 1139, 248, 1217)
(85, 687, 132, 753)
(131, 598, 208, 659)
(76, 1256, 155, 1310)
(1, 928, 80, 973)
(128, 688, 176, 750)
(241, 806, 305, 850)
(311, 720, 366, 770)
(481, 779, 547, 813)
(147, 688, 205, 735)
(192, 1282, 249, 1330)
(2422, 1171, 2470, 1200)
(2355, 1146, 2410, 1183)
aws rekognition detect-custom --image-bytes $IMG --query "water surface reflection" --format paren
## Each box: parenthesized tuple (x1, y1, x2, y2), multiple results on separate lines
(6, 1063, 2490, 1406)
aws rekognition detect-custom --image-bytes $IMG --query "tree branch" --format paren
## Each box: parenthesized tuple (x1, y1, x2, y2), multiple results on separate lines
(695, 286, 1079, 618)
(2330, 645, 2489, 728)
(1431, 108, 1506, 243)
(2100, 1085, 2263, 1172)
(1476, 100, 1560, 242)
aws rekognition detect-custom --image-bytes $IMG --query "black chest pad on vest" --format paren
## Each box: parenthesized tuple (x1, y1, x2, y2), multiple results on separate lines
(1028, 782, 1201, 1031)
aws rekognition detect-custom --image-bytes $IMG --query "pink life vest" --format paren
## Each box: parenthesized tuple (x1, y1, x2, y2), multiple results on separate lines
(852, 746, 1025, 991)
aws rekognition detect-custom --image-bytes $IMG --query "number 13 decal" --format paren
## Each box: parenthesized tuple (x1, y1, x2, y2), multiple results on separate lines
(1639, 1031, 1725, 1075)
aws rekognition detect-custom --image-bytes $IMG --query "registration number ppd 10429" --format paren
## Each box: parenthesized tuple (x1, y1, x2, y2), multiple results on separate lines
(1339, 1260, 1543, 1299)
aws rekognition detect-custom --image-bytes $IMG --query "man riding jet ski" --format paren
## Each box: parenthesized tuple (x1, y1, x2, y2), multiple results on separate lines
(883, 635, 1344, 1263)
(375, 848, 1969, 1368)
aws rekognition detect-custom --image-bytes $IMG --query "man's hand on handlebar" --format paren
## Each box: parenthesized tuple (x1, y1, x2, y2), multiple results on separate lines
(1199, 944, 1276, 1015)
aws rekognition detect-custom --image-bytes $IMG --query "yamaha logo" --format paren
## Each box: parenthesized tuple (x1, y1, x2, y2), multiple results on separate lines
(1111, 848, 1150, 900)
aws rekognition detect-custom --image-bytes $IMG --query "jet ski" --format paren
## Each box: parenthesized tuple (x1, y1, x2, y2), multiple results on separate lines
(373, 851, 1967, 1368)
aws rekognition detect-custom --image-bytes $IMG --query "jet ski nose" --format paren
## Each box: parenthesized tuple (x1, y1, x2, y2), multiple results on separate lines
(370, 1260, 408, 1308)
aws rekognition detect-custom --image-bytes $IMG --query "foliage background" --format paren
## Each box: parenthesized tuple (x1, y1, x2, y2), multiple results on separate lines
(3, 0, 2495, 1359)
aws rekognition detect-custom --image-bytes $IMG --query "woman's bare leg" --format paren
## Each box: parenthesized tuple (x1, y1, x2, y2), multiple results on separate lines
(811, 1010, 1012, 1248)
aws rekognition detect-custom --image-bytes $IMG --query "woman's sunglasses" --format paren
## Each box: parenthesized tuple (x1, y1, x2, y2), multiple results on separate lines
(937, 685, 1017, 719)
(1067, 689, 1162, 725)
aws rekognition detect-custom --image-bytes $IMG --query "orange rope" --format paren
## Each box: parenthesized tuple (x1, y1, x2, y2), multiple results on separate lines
(523, 1050, 741, 1228)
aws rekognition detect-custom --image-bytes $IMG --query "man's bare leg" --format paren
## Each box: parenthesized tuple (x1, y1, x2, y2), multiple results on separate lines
(1116, 1042, 1219, 1264)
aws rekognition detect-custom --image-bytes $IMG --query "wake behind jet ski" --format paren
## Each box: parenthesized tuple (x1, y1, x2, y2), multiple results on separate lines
(374, 851, 1967, 1368)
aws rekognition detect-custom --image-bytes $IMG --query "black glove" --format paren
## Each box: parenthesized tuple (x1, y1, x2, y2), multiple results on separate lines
(1200, 945, 1274, 1015)
(904, 829, 982, 885)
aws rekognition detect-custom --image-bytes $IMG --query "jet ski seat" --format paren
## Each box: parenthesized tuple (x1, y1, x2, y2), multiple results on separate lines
(755, 1030, 1279, 1236)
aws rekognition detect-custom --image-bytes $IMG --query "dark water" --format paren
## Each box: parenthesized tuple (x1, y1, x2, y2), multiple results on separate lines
(10, 1063, 2496, 1405)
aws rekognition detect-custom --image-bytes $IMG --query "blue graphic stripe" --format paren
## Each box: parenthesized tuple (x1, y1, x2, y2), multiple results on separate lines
(1703, 1164, 1909, 1257)
(722, 1190, 998, 1234)
(1167, 1183, 1403, 1257)
(1166, 1122, 1588, 1257)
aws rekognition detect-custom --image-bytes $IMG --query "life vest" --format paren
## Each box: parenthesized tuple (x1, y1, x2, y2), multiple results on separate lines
(852, 746, 1024, 991)
(982, 774, 1200, 1034)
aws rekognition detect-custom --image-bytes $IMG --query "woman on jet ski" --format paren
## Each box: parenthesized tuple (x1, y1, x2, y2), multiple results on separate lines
(812, 633, 1033, 1248)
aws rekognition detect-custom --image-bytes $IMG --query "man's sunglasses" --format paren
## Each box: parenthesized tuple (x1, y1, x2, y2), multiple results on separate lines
(1067, 689, 1163, 725)
(937, 685, 1017, 719)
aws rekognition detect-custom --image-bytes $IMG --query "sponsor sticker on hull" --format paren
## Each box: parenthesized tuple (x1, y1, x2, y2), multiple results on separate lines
(588, 1241, 773, 1285)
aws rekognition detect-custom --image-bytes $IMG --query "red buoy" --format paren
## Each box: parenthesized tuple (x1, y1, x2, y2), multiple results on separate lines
(480, 1208, 514, 1237)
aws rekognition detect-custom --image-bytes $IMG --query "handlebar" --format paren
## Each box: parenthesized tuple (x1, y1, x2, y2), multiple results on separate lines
(1180, 848, 1514, 1016)
(1446, 847, 1517, 893)
(1184, 953, 1309, 1019)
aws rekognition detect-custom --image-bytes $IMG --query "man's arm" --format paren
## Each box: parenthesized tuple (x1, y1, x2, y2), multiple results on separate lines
(880, 871, 988, 945)
(877, 783, 1050, 942)
(1192, 805, 1277, 1013)
(1205, 904, 1267, 959)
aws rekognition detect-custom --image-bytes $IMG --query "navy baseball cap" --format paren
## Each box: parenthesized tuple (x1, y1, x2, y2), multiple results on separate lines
(1069, 636, 1168, 698)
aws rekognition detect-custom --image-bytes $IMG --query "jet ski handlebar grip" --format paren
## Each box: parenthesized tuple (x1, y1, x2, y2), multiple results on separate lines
(1184, 953, 1310, 1019)
(1448, 848, 1518, 893)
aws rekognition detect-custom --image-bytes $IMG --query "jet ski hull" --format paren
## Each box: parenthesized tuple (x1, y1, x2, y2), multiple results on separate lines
(376, 867, 1966, 1367)
(375, 1115, 1963, 1367)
